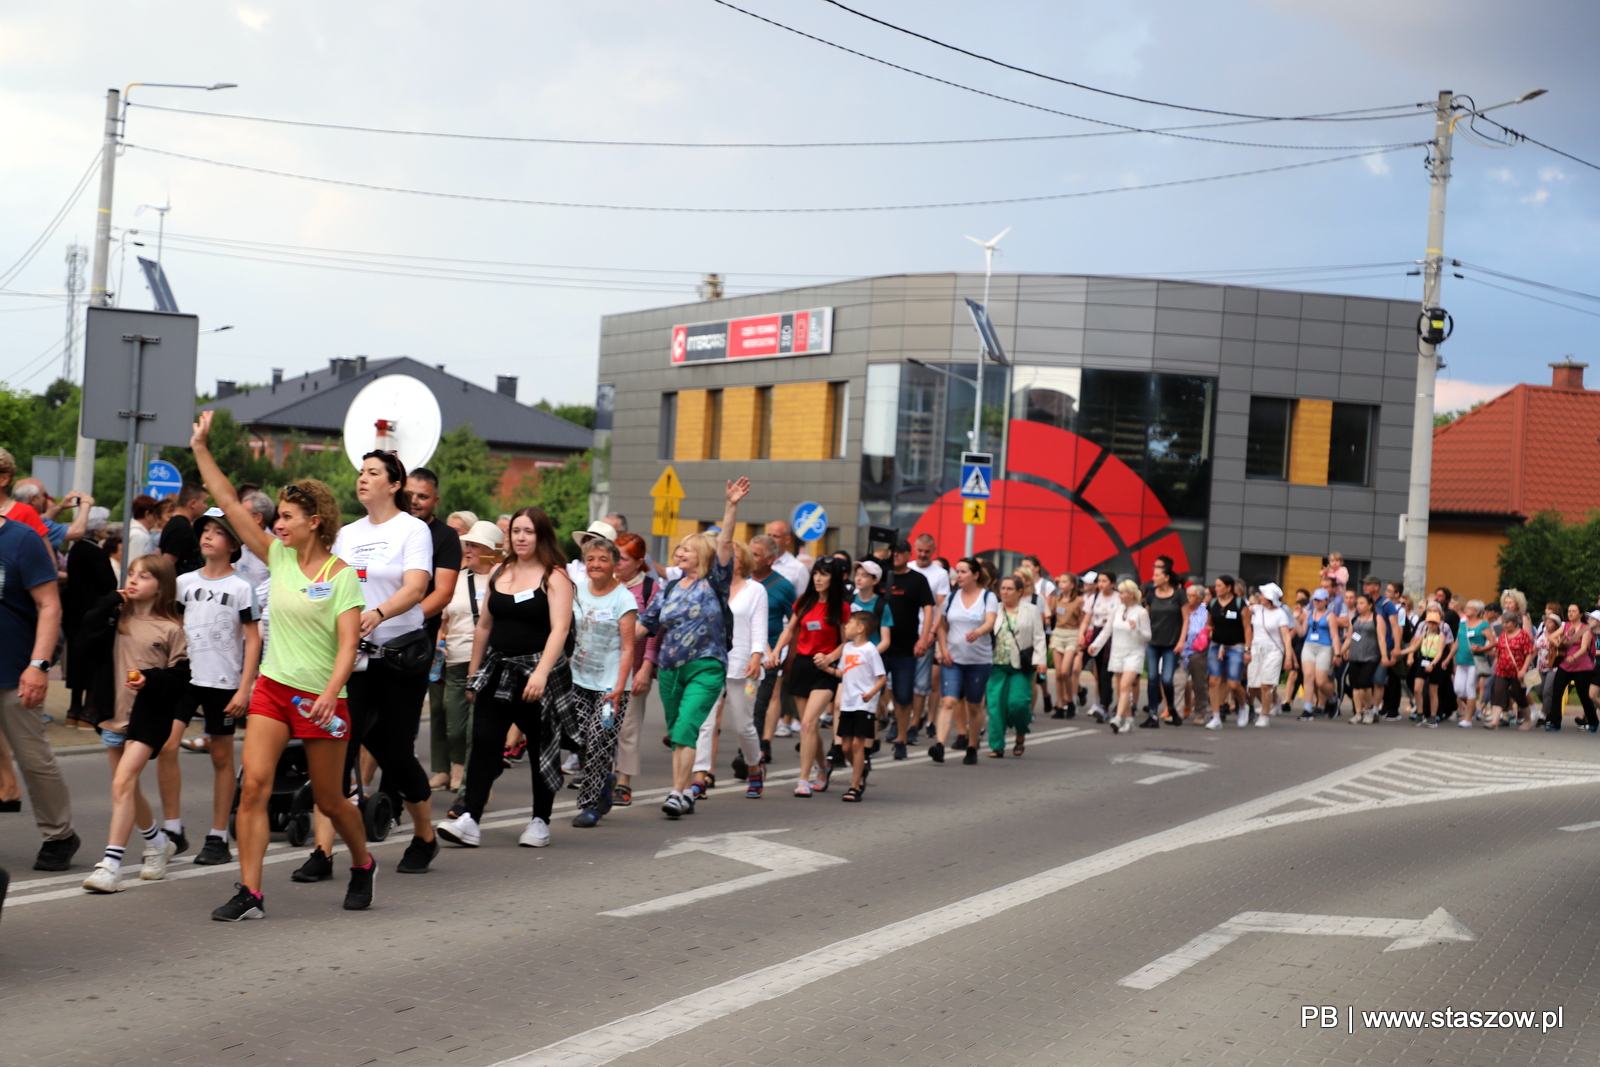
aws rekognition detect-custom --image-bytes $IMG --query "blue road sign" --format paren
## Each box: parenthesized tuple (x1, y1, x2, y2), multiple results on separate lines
(959, 451, 992, 499)
(144, 459, 183, 501)
(791, 501, 829, 543)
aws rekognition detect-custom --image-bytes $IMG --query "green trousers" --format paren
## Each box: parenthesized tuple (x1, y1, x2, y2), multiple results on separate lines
(658, 657, 726, 748)
(986, 663, 1034, 751)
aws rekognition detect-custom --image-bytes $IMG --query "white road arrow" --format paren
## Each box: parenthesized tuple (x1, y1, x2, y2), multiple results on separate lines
(1118, 907, 1476, 989)
(600, 830, 848, 918)
(1110, 752, 1212, 785)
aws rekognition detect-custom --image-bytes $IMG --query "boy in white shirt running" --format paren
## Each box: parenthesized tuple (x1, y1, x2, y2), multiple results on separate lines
(176, 510, 262, 865)
(828, 611, 885, 803)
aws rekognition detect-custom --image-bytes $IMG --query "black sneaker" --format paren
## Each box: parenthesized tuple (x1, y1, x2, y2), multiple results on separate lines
(906, 724, 921, 744)
(731, 753, 748, 780)
(33, 831, 80, 872)
(193, 834, 232, 866)
(211, 883, 265, 922)
(828, 743, 847, 769)
(596, 773, 617, 816)
(168, 828, 190, 857)
(929, 742, 945, 763)
(344, 859, 377, 910)
(1064, 702, 1077, 720)
(893, 741, 907, 761)
(962, 746, 978, 765)
(1297, 711, 1316, 722)
(954, 734, 969, 750)
(759, 739, 772, 764)
(395, 835, 438, 874)
(291, 847, 334, 883)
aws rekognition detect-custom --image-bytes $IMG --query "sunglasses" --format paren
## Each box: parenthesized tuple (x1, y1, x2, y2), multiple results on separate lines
(283, 483, 315, 504)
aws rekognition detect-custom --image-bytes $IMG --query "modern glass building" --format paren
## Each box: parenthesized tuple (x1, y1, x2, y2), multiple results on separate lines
(594, 273, 1420, 593)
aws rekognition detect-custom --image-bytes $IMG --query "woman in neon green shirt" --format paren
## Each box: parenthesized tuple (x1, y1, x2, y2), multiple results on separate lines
(190, 411, 375, 921)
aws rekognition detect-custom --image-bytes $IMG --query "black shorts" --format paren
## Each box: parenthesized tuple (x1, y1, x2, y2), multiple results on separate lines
(124, 700, 186, 751)
(787, 656, 839, 698)
(835, 709, 876, 738)
(180, 684, 240, 736)
(1346, 660, 1379, 689)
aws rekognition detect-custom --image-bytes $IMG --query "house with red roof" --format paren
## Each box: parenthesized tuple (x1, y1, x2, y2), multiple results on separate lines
(1428, 360, 1600, 601)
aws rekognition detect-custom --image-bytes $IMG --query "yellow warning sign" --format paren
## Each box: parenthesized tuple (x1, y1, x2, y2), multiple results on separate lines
(649, 466, 686, 501)
(651, 465, 685, 536)
(962, 499, 986, 525)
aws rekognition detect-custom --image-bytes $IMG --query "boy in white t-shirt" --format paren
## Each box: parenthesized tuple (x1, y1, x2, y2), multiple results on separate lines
(827, 611, 885, 802)
(176, 511, 262, 866)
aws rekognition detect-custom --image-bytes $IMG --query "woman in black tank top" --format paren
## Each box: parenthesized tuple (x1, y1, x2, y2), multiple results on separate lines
(437, 506, 574, 851)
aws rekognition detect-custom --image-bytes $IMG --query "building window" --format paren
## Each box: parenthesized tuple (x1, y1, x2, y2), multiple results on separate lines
(831, 381, 848, 459)
(707, 389, 724, 460)
(757, 386, 773, 459)
(1327, 403, 1374, 486)
(1246, 396, 1293, 480)
(658, 392, 677, 461)
(1237, 553, 1285, 593)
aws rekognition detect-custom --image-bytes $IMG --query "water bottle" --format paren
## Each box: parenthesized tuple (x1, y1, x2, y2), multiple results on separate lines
(600, 699, 616, 729)
(429, 638, 445, 682)
(292, 695, 349, 739)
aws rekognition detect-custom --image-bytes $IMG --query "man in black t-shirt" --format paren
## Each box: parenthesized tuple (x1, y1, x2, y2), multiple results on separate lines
(159, 483, 208, 575)
(884, 541, 935, 759)
(408, 469, 463, 791)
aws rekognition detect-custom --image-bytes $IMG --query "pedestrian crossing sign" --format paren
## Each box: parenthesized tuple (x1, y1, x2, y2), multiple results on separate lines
(963, 499, 986, 525)
(959, 452, 992, 499)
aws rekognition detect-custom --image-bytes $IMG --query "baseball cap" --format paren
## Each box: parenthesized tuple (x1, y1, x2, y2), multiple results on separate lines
(1081, 570, 1098, 584)
(1311, 588, 1329, 601)
(892, 539, 912, 554)
(193, 507, 243, 563)
(856, 559, 883, 581)
(571, 520, 618, 550)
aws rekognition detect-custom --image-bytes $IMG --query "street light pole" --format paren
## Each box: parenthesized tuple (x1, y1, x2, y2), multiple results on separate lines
(1401, 88, 1546, 601)
(961, 228, 1009, 557)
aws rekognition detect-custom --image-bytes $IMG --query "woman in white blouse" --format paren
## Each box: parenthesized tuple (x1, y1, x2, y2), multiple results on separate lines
(987, 574, 1047, 757)
(1088, 579, 1151, 734)
(693, 541, 767, 797)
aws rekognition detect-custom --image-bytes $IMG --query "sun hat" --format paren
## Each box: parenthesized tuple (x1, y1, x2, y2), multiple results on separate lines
(461, 520, 504, 551)
(571, 519, 618, 550)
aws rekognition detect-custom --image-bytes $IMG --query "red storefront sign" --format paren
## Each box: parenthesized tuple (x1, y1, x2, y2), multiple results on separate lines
(670, 307, 832, 365)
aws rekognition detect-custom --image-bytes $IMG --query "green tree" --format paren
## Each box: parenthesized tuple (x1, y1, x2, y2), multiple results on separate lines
(1498, 510, 1600, 613)
(427, 423, 507, 520)
(169, 407, 275, 491)
(526, 450, 592, 560)
(279, 440, 361, 521)
(535, 398, 596, 431)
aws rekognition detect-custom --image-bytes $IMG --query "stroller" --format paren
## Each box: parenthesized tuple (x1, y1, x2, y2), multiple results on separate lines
(231, 739, 396, 845)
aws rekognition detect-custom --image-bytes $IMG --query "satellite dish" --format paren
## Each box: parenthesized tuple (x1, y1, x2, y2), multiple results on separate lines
(342, 374, 442, 474)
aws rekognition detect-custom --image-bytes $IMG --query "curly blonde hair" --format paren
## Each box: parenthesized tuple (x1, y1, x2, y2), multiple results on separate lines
(278, 479, 342, 549)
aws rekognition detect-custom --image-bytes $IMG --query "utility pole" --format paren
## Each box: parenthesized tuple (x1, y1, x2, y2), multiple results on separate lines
(70, 88, 121, 499)
(62, 243, 86, 381)
(1402, 91, 1454, 601)
(962, 228, 1008, 557)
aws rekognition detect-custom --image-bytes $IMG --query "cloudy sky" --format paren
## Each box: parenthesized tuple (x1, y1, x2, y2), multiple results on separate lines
(1, 0, 1594, 409)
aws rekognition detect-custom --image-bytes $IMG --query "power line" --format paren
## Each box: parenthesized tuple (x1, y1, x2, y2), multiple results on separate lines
(1456, 261, 1600, 305)
(813, 0, 1424, 122)
(124, 142, 1419, 213)
(1476, 117, 1600, 172)
(127, 100, 1425, 153)
(710, 0, 1427, 131)
(1457, 275, 1600, 320)
(0, 150, 102, 291)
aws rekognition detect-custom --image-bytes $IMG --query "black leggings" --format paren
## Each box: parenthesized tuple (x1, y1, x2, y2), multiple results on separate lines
(1548, 668, 1596, 728)
(1091, 643, 1113, 708)
(463, 694, 556, 822)
(345, 667, 432, 805)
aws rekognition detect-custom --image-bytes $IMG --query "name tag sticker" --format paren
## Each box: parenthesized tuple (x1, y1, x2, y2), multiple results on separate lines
(514, 589, 536, 604)
(1225, 610, 1237, 620)
(307, 582, 333, 600)
(594, 609, 615, 622)
(1351, 632, 1362, 641)
(806, 620, 822, 631)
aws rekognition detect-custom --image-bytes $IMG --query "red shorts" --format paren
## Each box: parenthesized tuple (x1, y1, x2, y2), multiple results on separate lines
(249, 675, 350, 740)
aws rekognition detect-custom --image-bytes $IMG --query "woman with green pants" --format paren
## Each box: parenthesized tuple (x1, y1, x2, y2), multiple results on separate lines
(987, 574, 1047, 757)
(640, 477, 751, 818)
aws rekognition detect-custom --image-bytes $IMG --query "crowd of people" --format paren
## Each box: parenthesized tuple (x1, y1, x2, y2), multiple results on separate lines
(0, 430, 1591, 921)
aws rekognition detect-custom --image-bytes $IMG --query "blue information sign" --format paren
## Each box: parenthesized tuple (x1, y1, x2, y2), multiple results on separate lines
(144, 459, 183, 501)
(791, 501, 829, 543)
(959, 451, 992, 500)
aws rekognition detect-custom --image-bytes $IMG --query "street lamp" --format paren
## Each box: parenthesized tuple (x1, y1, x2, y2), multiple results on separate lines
(73, 79, 236, 498)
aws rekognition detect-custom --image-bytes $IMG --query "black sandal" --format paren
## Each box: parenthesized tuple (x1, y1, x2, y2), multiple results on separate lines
(1013, 737, 1025, 756)
(841, 786, 863, 803)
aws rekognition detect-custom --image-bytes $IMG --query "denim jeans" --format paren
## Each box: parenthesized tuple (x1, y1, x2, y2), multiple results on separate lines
(1145, 645, 1178, 715)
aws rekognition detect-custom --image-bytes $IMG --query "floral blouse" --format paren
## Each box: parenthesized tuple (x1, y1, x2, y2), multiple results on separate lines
(640, 554, 732, 670)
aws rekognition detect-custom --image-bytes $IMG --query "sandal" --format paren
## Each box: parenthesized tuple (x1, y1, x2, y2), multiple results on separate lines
(180, 736, 211, 754)
(612, 784, 633, 807)
(1014, 738, 1025, 756)
(840, 786, 863, 803)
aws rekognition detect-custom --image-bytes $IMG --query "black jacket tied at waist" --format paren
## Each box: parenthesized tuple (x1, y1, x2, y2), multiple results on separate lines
(469, 648, 577, 795)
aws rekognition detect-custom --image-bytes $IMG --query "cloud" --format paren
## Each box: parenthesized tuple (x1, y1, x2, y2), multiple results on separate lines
(1364, 153, 1391, 176)
(1538, 166, 1567, 183)
(1488, 167, 1514, 183)
(1521, 188, 1549, 205)
(234, 4, 269, 31)
(1435, 378, 1511, 412)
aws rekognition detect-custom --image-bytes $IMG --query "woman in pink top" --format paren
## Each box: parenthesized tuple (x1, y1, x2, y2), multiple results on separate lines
(611, 532, 662, 805)
(1546, 603, 1597, 732)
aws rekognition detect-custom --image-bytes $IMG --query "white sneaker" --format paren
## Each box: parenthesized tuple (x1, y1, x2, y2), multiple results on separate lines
(1457, 718, 1474, 728)
(1235, 708, 1249, 727)
(140, 838, 176, 880)
(436, 813, 481, 847)
(519, 817, 551, 848)
(774, 722, 793, 738)
(1204, 716, 1223, 730)
(1254, 714, 1269, 728)
(82, 860, 123, 893)
(561, 753, 581, 775)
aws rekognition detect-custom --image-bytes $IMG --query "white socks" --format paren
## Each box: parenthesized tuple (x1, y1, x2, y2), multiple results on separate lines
(210, 828, 229, 843)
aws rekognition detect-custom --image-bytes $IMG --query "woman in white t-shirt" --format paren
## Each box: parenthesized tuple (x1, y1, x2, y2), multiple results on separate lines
(1078, 571, 1119, 721)
(694, 541, 767, 797)
(567, 535, 638, 827)
(934, 557, 998, 766)
(307, 450, 437, 879)
(1088, 579, 1151, 734)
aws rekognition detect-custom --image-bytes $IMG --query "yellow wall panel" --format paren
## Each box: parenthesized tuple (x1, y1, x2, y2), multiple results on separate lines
(1288, 399, 1332, 485)
(674, 389, 713, 462)
(1283, 555, 1325, 598)
(719, 387, 761, 462)
(1426, 526, 1509, 605)
(770, 382, 836, 460)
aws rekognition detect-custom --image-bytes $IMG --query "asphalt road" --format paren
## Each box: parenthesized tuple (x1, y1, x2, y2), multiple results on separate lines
(5, 708, 1600, 1067)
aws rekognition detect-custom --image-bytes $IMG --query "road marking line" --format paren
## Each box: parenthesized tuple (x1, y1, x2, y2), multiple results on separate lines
(490, 748, 1600, 1067)
(1558, 820, 1600, 832)
(2, 727, 1091, 907)
(1118, 908, 1475, 990)
(1110, 752, 1211, 785)
(599, 830, 847, 918)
